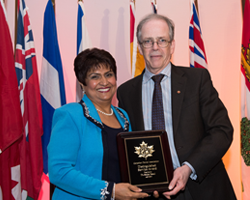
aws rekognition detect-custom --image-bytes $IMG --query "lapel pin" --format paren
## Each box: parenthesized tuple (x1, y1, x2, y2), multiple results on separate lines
(177, 90, 181, 94)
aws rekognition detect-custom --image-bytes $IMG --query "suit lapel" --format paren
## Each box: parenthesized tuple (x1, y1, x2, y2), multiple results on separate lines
(171, 64, 187, 134)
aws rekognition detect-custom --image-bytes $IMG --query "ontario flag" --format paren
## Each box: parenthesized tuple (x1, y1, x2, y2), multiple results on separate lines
(0, 1, 23, 199)
(14, 0, 43, 199)
(189, 0, 207, 68)
(40, 0, 66, 177)
(76, 1, 92, 102)
(241, 0, 250, 199)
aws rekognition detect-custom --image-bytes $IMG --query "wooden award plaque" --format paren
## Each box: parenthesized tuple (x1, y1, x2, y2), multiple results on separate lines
(117, 130, 173, 193)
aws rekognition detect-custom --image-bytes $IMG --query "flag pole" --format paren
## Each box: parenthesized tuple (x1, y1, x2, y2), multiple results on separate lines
(242, 0, 246, 16)
(51, 0, 55, 13)
(14, 0, 18, 54)
(194, 0, 199, 16)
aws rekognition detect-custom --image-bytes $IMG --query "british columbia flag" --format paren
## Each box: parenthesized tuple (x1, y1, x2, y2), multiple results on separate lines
(189, 0, 207, 68)
(14, 0, 43, 199)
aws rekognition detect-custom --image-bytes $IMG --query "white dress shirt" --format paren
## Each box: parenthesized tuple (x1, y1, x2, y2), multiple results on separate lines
(142, 63, 197, 179)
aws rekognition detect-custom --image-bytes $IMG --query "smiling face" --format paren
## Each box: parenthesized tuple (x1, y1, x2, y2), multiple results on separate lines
(138, 18, 175, 74)
(81, 65, 117, 106)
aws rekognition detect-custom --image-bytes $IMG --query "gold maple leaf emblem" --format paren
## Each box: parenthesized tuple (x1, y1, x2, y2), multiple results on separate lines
(134, 141, 155, 160)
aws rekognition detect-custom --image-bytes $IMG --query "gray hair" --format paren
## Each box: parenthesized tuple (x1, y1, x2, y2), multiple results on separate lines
(136, 14, 175, 44)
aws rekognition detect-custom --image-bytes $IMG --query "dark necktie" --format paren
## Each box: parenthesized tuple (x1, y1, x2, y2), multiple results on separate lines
(152, 74, 165, 130)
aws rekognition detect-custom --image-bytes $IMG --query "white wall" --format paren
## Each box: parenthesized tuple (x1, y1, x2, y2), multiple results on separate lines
(4, 0, 242, 199)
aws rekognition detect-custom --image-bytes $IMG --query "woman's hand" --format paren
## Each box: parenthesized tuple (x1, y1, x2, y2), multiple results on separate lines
(115, 183, 149, 200)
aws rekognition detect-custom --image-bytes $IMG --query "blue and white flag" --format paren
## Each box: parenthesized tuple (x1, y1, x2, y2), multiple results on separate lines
(40, 0, 66, 175)
(189, 0, 207, 68)
(76, 1, 92, 102)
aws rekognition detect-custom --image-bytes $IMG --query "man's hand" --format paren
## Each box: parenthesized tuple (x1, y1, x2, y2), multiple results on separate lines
(162, 165, 191, 199)
(115, 183, 149, 200)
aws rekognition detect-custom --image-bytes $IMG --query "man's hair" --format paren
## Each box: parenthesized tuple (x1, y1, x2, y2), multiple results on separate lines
(136, 14, 175, 43)
(74, 48, 117, 86)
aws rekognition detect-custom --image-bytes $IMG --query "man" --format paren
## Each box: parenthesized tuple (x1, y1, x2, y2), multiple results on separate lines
(117, 14, 236, 200)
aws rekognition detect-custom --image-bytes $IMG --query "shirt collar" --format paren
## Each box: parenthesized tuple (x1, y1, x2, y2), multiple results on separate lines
(143, 62, 171, 83)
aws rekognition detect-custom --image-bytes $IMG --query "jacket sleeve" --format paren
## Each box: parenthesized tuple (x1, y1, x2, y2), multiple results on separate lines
(185, 69, 233, 182)
(48, 107, 113, 199)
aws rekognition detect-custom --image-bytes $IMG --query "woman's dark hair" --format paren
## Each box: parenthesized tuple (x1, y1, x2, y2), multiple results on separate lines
(74, 48, 117, 86)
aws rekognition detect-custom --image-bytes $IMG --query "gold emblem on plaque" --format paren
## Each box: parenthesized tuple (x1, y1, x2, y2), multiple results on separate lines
(134, 141, 155, 160)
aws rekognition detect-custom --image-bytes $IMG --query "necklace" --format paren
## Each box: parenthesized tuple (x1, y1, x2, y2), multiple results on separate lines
(96, 108, 113, 116)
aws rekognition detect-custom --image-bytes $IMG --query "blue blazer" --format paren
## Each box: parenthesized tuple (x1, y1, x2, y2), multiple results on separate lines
(48, 94, 131, 200)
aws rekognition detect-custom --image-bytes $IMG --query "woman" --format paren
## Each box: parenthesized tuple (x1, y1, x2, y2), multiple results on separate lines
(48, 48, 149, 200)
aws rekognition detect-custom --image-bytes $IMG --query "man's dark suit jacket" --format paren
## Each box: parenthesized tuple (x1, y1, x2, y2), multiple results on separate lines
(117, 64, 236, 200)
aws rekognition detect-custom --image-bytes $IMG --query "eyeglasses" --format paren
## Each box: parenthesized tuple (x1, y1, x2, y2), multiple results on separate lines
(140, 38, 170, 48)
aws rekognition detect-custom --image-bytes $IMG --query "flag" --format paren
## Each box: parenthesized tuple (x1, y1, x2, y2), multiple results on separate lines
(14, 0, 43, 199)
(0, 2, 23, 199)
(131, 0, 157, 77)
(151, 0, 157, 14)
(189, 0, 207, 68)
(0, 0, 22, 155)
(76, 1, 92, 102)
(131, 0, 146, 77)
(40, 0, 66, 176)
(130, 0, 135, 68)
(0, 0, 6, 19)
(241, 0, 250, 199)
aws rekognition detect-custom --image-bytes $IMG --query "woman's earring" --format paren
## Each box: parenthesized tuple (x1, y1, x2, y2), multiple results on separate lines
(79, 82, 85, 93)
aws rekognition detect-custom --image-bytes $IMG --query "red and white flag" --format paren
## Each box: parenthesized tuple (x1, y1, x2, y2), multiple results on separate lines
(0, 1, 23, 199)
(15, 0, 43, 199)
